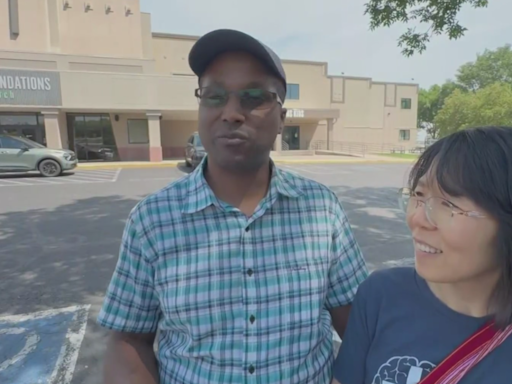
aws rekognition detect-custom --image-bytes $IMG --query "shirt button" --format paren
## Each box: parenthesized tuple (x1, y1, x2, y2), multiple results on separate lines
(248, 365, 255, 374)
(246, 268, 253, 276)
(249, 315, 256, 324)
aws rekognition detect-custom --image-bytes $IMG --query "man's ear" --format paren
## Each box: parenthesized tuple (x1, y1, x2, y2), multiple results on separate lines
(279, 108, 287, 134)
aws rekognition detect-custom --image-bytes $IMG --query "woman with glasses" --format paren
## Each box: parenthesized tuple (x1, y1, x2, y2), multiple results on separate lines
(331, 126, 512, 384)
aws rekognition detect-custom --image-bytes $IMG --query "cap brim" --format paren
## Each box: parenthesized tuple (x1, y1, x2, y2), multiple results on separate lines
(189, 29, 285, 86)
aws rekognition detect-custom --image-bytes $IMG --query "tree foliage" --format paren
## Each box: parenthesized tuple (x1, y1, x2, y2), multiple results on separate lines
(364, 0, 489, 56)
(418, 82, 462, 138)
(434, 83, 512, 137)
(456, 45, 512, 91)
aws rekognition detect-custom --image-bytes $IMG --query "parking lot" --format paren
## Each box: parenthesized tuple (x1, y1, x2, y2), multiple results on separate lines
(0, 161, 414, 384)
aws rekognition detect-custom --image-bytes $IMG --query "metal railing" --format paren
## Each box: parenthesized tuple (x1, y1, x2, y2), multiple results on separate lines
(310, 141, 368, 157)
(311, 141, 421, 156)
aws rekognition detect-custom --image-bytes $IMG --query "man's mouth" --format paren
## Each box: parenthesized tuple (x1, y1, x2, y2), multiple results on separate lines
(218, 133, 249, 146)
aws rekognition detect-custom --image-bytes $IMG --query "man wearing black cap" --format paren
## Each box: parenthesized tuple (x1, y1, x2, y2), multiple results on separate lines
(98, 29, 368, 384)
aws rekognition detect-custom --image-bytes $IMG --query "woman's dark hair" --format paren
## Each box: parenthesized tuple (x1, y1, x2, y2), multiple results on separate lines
(408, 126, 512, 328)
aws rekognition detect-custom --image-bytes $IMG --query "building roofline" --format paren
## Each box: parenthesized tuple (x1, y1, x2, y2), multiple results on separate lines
(150, 32, 418, 86)
(152, 32, 200, 41)
(282, 59, 326, 66)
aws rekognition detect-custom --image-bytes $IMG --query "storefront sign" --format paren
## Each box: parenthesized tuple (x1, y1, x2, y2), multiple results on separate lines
(0, 69, 62, 106)
(286, 109, 304, 118)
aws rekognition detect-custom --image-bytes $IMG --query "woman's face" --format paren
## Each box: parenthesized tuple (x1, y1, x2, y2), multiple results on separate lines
(406, 177, 499, 284)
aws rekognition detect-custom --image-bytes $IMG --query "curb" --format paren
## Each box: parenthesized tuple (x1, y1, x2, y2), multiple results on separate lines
(76, 158, 415, 170)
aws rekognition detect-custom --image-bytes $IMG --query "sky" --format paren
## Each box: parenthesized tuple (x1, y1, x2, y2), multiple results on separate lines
(140, 0, 511, 89)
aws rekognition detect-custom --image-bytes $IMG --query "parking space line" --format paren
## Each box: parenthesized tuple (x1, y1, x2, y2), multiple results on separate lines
(65, 174, 111, 182)
(0, 179, 32, 185)
(71, 170, 115, 177)
(0, 305, 90, 384)
(111, 168, 121, 182)
(27, 178, 65, 184)
(128, 177, 176, 182)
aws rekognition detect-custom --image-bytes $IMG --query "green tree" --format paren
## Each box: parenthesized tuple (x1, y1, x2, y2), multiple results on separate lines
(456, 45, 512, 91)
(364, 0, 489, 56)
(418, 82, 461, 138)
(434, 83, 512, 137)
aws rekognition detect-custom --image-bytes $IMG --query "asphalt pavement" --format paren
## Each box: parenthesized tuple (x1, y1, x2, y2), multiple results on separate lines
(0, 161, 415, 384)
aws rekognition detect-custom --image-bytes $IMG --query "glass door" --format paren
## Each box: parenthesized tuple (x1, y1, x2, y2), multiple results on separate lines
(67, 114, 118, 162)
(282, 126, 301, 150)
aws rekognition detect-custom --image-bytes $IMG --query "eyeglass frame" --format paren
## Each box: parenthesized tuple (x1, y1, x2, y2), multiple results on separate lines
(398, 187, 486, 227)
(194, 87, 283, 111)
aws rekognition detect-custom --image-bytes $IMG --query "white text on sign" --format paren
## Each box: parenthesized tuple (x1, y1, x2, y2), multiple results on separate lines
(286, 109, 304, 118)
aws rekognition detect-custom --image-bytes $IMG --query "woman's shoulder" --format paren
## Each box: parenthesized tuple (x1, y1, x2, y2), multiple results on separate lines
(356, 266, 417, 301)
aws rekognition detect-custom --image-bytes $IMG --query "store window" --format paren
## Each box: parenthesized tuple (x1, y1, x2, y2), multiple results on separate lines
(0, 113, 46, 145)
(66, 114, 119, 162)
(286, 84, 300, 100)
(127, 119, 149, 144)
(401, 98, 412, 109)
(399, 129, 411, 141)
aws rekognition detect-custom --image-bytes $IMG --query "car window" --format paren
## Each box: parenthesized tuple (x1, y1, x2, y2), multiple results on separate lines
(188, 136, 194, 144)
(17, 136, 44, 148)
(0, 137, 26, 149)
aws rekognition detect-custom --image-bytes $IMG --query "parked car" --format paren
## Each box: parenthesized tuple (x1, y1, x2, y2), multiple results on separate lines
(0, 134, 78, 177)
(185, 132, 206, 168)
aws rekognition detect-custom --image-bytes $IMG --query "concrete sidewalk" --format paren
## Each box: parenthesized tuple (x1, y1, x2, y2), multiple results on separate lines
(76, 154, 415, 170)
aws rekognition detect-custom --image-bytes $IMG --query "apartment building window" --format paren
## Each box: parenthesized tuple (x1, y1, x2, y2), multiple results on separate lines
(127, 119, 149, 144)
(286, 84, 300, 100)
(401, 98, 412, 109)
(399, 129, 411, 141)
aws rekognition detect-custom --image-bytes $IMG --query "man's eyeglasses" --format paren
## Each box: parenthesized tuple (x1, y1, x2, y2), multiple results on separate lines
(194, 87, 282, 111)
(398, 187, 486, 228)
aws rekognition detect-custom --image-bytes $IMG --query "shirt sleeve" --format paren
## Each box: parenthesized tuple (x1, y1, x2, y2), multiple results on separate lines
(97, 209, 161, 333)
(325, 197, 369, 309)
(332, 276, 373, 384)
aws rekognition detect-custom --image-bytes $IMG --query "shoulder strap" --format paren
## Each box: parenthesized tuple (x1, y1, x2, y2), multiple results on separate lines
(419, 321, 512, 384)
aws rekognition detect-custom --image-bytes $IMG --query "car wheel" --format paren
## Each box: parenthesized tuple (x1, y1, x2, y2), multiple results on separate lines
(38, 159, 62, 177)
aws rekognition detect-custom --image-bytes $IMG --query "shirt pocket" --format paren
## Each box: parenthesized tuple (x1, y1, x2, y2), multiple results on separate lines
(274, 254, 330, 328)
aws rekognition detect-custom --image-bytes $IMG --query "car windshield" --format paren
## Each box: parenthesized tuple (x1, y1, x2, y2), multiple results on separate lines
(194, 135, 203, 147)
(17, 136, 45, 148)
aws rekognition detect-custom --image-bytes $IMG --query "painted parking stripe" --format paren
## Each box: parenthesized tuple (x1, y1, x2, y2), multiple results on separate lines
(66, 174, 112, 181)
(0, 305, 90, 384)
(128, 177, 177, 182)
(72, 170, 117, 178)
(0, 179, 32, 185)
(0, 168, 121, 187)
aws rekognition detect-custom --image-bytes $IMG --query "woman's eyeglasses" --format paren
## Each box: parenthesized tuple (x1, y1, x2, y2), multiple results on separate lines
(398, 187, 486, 228)
(194, 87, 282, 111)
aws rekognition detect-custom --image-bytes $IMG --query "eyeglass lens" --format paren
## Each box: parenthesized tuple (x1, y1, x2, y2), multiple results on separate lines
(399, 189, 454, 228)
(197, 88, 276, 110)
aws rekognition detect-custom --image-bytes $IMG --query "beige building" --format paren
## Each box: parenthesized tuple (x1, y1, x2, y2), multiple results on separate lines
(0, 0, 418, 162)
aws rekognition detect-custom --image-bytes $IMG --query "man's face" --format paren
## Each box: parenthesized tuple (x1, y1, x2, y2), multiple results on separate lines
(197, 51, 286, 172)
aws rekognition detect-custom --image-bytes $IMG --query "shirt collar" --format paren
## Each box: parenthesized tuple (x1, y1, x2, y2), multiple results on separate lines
(181, 156, 303, 214)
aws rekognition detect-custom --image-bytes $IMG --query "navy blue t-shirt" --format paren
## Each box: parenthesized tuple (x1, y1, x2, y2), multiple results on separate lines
(332, 267, 512, 384)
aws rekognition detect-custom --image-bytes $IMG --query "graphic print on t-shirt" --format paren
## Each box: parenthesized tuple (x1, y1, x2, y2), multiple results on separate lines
(373, 356, 436, 384)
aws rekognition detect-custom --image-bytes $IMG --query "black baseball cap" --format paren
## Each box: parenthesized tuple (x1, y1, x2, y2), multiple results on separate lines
(188, 29, 287, 95)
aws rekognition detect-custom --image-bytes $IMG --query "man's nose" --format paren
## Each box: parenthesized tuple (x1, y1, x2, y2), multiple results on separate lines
(221, 96, 245, 124)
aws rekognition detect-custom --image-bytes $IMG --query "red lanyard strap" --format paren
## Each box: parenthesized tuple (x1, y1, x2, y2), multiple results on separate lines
(420, 322, 512, 384)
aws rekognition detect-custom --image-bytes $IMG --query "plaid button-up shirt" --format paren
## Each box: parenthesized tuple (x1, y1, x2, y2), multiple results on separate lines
(98, 159, 368, 384)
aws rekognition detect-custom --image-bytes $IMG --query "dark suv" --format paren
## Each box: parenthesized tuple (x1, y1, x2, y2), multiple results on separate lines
(184, 132, 206, 168)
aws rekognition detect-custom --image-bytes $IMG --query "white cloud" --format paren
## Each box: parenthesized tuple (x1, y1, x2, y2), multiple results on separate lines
(141, 0, 512, 88)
